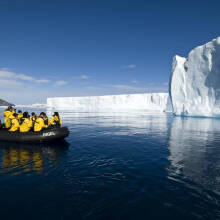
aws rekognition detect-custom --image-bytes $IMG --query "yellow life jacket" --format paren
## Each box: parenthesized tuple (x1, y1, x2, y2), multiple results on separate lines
(8, 116, 20, 132)
(20, 118, 33, 132)
(3, 110, 12, 118)
(17, 113, 23, 120)
(3, 110, 14, 127)
(5, 117, 12, 129)
(34, 117, 47, 132)
(50, 116, 62, 127)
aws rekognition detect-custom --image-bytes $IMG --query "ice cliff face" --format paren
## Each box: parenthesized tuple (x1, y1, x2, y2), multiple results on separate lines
(169, 37, 220, 117)
(47, 93, 169, 111)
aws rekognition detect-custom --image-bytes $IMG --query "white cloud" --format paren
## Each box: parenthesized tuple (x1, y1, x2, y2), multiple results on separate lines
(72, 74, 90, 80)
(122, 64, 136, 69)
(55, 80, 68, 86)
(163, 82, 168, 86)
(113, 84, 146, 92)
(85, 86, 99, 90)
(0, 68, 50, 84)
(35, 79, 50, 83)
(80, 74, 90, 79)
(0, 70, 14, 78)
(0, 78, 23, 88)
(131, 80, 138, 84)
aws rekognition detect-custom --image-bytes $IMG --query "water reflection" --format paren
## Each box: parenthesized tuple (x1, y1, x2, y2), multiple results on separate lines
(167, 117, 220, 193)
(48, 110, 170, 137)
(0, 109, 219, 219)
(0, 141, 69, 175)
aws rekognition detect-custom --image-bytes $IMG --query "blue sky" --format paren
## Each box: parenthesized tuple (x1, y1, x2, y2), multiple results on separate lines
(0, 0, 220, 104)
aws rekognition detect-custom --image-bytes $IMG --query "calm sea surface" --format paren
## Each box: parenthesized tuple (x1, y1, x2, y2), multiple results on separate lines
(0, 109, 219, 220)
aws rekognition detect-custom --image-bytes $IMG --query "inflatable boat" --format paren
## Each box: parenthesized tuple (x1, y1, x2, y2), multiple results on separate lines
(0, 127, 69, 143)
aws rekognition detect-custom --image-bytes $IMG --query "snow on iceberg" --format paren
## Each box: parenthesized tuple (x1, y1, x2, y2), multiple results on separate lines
(47, 93, 169, 112)
(169, 37, 220, 117)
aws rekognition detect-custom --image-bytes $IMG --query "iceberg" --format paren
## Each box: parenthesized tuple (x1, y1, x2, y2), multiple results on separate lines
(169, 37, 220, 117)
(47, 93, 169, 111)
(15, 103, 47, 108)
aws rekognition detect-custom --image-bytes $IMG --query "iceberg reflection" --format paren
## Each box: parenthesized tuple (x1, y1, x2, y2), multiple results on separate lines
(47, 110, 170, 136)
(167, 117, 220, 192)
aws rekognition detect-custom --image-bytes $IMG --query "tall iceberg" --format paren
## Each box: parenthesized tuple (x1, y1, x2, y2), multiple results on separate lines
(47, 93, 169, 111)
(169, 37, 220, 117)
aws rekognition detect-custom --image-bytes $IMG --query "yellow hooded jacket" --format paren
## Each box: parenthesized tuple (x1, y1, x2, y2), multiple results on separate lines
(34, 117, 47, 132)
(20, 118, 33, 132)
(8, 115, 20, 132)
(3, 110, 14, 128)
(50, 115, 62, 127)
(17, 113, 23, 120)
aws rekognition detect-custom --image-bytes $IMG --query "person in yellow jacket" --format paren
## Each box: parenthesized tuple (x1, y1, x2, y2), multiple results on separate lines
(17, 110, 23, 121)
(3, 106, 14, 118)
(3, 106, 14, 128)
(20, 112, 33, 132)
(34, 112, 48, 132)
(31, 112, 37, 123)
(8, 113, 20, 132)
(50, 112, 62, 127)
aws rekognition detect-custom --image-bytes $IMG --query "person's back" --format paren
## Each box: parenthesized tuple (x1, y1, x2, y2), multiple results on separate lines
(34, 113, 47, 132)
(3, 107, 14, 128)
(31, 112, 37, 122)
(4, 116, 12, 129)
(20, 112, 32, 132)
(30, 113, 37, 131)
(50, 112, 62, 127)
(44, 115, 49, 127)
(8, 113, 19, 132)
(3, 110, 11, 118)
(17, 110, 23, 121)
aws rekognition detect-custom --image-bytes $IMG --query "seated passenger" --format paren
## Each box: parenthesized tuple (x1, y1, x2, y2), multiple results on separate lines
(44, 113, 49, 127)
(31, 112, 37, 123)
(50, 112, 62, 127)
(34, 112, 47, 132)
(3, 106, 14, 116)
(20, 112, 33, 132)
(3, 106, 14, 128)
(17, 110, 23, 121)
(8, 113, 20, 132)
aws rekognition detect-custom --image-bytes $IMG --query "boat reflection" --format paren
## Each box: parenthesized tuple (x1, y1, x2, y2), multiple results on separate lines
(0, 141, 69, 175)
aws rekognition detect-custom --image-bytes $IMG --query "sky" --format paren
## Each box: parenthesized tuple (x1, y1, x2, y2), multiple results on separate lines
(0, 0, 220, 104)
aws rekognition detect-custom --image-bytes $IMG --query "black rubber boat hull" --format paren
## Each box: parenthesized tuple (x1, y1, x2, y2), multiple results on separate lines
(0, 127, 69, 143)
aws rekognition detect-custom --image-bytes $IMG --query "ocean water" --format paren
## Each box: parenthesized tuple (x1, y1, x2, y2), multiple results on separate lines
(0, 109, 219, 220)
